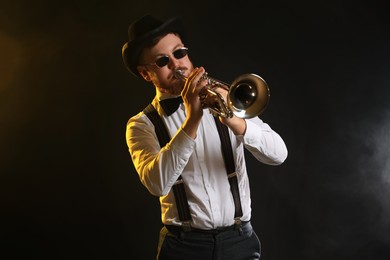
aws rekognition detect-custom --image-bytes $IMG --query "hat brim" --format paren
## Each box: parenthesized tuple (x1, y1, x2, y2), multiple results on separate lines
(122, 17, 185, 78)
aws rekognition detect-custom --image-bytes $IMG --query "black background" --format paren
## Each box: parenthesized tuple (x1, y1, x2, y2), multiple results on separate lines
(1, 0, 389, 259)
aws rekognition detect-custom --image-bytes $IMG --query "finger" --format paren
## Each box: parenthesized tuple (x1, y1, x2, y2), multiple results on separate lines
(181, 67, 197, 96)
(191, 67, 206, 93)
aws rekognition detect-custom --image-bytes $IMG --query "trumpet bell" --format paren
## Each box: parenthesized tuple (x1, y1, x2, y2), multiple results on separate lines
(228, 74, 270, 119)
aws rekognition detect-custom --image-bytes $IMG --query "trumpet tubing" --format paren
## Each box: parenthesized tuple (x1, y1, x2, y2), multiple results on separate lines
(175, 70, 270, 119)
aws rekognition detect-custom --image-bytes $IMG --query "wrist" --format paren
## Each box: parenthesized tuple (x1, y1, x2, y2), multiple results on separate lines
(182, 117, 201, 139)
(222, 117, 246, 135)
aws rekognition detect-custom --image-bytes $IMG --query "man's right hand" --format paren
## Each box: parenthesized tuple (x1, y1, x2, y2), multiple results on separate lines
(181, 67, 207, 139)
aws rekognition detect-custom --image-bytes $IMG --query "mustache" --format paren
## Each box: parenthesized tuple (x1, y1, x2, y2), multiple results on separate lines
(172, 67, 188, 81)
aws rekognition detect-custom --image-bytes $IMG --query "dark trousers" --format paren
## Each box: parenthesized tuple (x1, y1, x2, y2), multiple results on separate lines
(157, 222, 261, 260)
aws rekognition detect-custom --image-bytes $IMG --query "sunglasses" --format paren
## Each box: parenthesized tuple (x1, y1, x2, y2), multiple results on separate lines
(143, 47, 189, 68)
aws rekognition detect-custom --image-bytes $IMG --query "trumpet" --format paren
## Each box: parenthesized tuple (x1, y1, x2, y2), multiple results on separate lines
(174, 69, 270, 119)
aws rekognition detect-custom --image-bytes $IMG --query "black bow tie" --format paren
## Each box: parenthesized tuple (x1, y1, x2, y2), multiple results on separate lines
(159, 96, 183, 116)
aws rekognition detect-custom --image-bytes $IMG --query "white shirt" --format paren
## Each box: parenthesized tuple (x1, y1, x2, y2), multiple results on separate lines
(126, 92, 288, 230)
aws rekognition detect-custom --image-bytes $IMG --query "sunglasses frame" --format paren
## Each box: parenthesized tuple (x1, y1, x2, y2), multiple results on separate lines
(141, 47, 189, 68)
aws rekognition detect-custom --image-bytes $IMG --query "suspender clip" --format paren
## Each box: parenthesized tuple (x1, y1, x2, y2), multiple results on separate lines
(234, 217, 242, 229)
(228, 172, 237, 178)
(181, 221, 192, 232)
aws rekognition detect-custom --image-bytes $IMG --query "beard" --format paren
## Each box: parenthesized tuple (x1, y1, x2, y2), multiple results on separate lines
(155, 77, 184, 96)
(168, 78, 184, 95)
(153, 65, 193, 96)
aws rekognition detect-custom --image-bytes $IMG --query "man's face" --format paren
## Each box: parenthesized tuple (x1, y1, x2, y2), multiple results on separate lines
(137, 33, 194, 96)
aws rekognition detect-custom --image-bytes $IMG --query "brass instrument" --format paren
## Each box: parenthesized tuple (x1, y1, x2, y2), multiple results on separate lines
(175, 70, 270, 118)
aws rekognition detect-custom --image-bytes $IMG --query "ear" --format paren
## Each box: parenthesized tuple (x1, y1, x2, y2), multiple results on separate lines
(137, 66, 152, 82)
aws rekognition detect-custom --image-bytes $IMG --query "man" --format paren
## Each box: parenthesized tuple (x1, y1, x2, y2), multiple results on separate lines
(122, 14, 288, 260)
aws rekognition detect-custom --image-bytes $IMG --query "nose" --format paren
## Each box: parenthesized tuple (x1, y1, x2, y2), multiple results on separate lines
(167, 54, 181, 69)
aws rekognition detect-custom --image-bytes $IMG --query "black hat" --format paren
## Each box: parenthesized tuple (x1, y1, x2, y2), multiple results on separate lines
(122, 14, 185, 78)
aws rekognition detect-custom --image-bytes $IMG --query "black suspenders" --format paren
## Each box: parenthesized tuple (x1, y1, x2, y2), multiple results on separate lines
(143, 104, 243, 228)
(213, 116, 244, 224)
(143, 104, 193, 224)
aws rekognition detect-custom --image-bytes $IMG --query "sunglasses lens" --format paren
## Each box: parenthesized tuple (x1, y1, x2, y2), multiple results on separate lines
(155, 56, 170, 68)
(173, 48, 188, 59)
